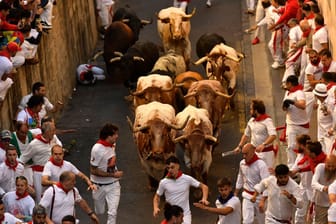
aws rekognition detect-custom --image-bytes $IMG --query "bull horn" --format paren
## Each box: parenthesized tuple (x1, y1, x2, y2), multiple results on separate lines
(133, 56, 145, 62)
(131, 89, 145, 96)
(109, 57, 122, 63)
(133, 124, 150, 133)
(205, 135, 217, 143)
(173, 135, 187, 143)
(126, 116, 134, 132)
(184, 92, 197, 98)
(92, 51, 104, 61)
(141, 19, 152, 25)
(194, 56, 208, 65)
(183, 8, 196, 19)
(114, 51, 123, 57)
(122, 19, 130, 23)
(169, 115, 190, 130)
(161, 85, 175, 92)
(224, 54, 240, 63)
(215, 90, 233, 98)
(175, 82, 186, 87)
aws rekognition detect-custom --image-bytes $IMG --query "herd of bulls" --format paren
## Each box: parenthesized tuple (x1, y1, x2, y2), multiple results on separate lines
(95, 5, 245, 189)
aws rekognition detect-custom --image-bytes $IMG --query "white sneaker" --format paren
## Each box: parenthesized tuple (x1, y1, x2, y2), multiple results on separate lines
(271, 61, 284, 69)
(206, 0, 211, 7)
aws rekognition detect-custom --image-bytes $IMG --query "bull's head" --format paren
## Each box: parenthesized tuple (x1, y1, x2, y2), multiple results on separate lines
(131, 86, 174, 105)
(157, 8, 195, 40)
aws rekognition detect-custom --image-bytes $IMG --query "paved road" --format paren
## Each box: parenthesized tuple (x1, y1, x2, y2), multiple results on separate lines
(56, 0, 252, 223)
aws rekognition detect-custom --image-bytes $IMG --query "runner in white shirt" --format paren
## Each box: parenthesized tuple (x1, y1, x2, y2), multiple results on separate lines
(303, 49, 323, 120)
(252, 164, 304, 223)
(0, 146, 24, 195)
(0, 130, 12, 164)
(20, 121, 57, 203)
(153, 156, 209, 224)
(320, 50, 336, 73)
(328, 179, 336, 223)
(42, 145, 95, 191)
(235, 143, 269, 224)
(193, 177, 241, 224)
(0, 198, 22, 224)
(236, 99, 277, 169)
(3, 176, 35, 222)
(312, 14, 328, 53)
(283, 75, 309, 168)
(290, 134, 313, 224)
(313, 84, 335, 154)
(311, 155, 336, 223)
(76, 64, 105, 85)
(39, 171, 98, 224)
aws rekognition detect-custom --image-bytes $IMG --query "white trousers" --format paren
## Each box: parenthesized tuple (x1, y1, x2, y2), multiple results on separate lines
(304, 92, 316, 122)
(242, 197, 265, 224)
(282, 48, 302, 83)
(246, 0, 256, 11)
(268, 28, 286, 64)
(33, 170, 44, 203)
(92, 181, 121, 224)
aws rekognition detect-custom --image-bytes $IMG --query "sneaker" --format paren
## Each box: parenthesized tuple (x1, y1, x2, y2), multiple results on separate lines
(206, 0, 211, 7)
(251, 37, 260, 45)
(41, 21, 52, 29)
(271, 61, 284, 69)
(245, 9, 255, 15)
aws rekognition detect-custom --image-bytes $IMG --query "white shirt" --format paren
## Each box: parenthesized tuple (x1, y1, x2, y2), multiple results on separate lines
(312, 163, 333, 207)
(254, 175, 303, 220)
(16, 108, 41, 135)
(0, 147, 5, 164)
(18, 93, 54, 119)
(291, 153, 313, 200)
(0, 162, 24, 193)
(283, 89, 309, 125)
(288, 25, 303, 51)
(235, 158, 269, 199)
(312, 26, 328, 53)
(40, 185, 82, 224)
(316, 98, 334, 140)
(3, 191, 35, 219)
(156, 174, 200, 216)
(76, 64, 105, 85)
(42, 160, 80, 182)
(90, 142, 118, 184)
(2, 212, 22, 224)
(304, 62, 323, 91)
(216, 196, 241, 224)
(0, 56, 13, 79)
(244, 117, 276, 148)
(20, 138, 52, 166)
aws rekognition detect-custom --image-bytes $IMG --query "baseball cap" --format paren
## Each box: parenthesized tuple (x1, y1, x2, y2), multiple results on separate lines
(7, 42, 22, 52)
(1, 130, 12, 140)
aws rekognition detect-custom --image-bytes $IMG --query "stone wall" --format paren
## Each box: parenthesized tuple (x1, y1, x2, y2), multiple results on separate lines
(0, 0, 98, 129)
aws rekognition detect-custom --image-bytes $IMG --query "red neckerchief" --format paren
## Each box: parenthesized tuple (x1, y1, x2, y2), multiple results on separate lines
(323, 64, 331, 72)
(302, 27, 311, 38)
(166, 170, 183, 180)
(0, 215, 4, 223)
(297, 154, 309, 166)
(287, 84, 303, 95)
(245, 154, 259, 166)
(27, 108, 40, 127)
(314, 25, 324, 34)
(5, 159, 18, 171)
(97, 139, 114, 147)
(35, 134, 50, 144)
(327, 82, 336, 90)
(16, 190, 29, 200)
(0, 143, 6, 150)
(254, 114, 270, 122)
(49, 156, 63, 167)
(311, 152, 326, 173)
(160, 220, 168, 224)
(0, 49, 10, 59)
(85, 64, 93, 69)
(305, 12, 314, 20)
(56, 182, 71, 194)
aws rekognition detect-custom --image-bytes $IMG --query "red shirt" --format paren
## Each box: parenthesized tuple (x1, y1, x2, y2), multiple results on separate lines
(276, 0, 299, 26)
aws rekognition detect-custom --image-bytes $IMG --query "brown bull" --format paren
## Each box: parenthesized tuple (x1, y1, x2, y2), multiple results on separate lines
(184, 80, 233, 138)
(194, 43, 244, 95)
(174, 105, 217, 184)
(157, 7, 195, 65)
(128, 101, 189, 189)
(132, 74, 175, 108)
